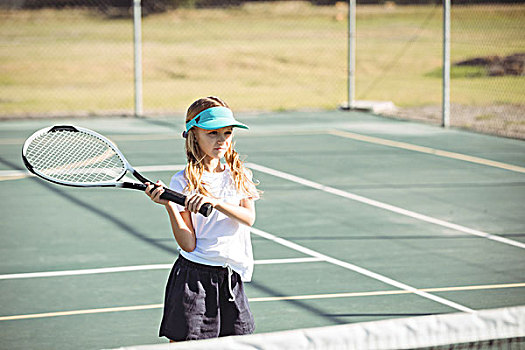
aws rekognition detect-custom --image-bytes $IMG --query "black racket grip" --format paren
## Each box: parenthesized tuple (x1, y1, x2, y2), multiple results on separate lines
(160, 188, 213, 217)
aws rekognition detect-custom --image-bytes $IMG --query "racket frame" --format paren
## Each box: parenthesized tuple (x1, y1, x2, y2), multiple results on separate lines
(22, 125, 132, 188)
(22, 125, 212, 216)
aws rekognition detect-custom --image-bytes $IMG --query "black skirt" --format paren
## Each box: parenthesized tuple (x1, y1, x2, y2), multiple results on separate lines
(159, 255, 255, 341)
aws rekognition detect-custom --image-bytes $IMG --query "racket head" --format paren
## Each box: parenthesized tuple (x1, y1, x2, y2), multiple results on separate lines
(22, 125, 131, 187)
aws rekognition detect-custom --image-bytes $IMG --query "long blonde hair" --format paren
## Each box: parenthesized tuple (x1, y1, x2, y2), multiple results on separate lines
(184, 96, 259, 199)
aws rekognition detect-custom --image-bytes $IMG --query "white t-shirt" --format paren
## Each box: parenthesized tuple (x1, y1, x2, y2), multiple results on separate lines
(169, 167, 257, 282)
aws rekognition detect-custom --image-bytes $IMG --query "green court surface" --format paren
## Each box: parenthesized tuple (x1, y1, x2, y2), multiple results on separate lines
(0, 110, 524, 349)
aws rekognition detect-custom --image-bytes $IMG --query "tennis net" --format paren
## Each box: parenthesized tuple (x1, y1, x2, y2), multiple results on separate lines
(108, 305, 524, 350)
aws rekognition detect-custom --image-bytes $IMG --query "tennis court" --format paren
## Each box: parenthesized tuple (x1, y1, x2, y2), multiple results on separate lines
(0, 110, 524, 349)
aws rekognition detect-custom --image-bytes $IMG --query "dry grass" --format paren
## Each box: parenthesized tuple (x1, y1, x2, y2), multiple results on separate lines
(0, 2, 523, 117)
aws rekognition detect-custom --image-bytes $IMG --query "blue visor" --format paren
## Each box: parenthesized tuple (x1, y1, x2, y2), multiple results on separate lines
(185, 107, 248, 132)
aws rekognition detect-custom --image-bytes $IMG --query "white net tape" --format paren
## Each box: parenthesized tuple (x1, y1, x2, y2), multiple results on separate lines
(106, 306, 524, 350)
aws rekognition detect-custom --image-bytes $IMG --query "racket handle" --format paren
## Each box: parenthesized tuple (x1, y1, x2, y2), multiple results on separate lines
(129, 183, 213, 217)
(160, 188, 213, 217)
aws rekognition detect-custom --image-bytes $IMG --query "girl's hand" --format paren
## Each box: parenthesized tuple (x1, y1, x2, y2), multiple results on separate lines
(144, 181, 169, 206)
(185, 193, 217, 214)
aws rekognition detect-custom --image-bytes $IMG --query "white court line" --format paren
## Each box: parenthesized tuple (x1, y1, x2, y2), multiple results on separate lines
(135, 165, 186, 173)
(0, 130, 326, 146)
(250, 227, 474, 313)
(0, 165, 186, 182)
(0, 264, 172, 280)
(247, 162, 525, 250)
(2, 282, 523, 322)
(0, 258, 322, 280)
(0, 304, 164, 321)
(0, 169, 31, 181)
(250, 282, 525, 302)
(0, 170, 31, 177)
(254, 257, 322, 265)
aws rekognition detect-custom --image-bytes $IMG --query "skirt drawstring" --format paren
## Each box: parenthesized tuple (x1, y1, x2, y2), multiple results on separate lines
(223, 264, 236, 302)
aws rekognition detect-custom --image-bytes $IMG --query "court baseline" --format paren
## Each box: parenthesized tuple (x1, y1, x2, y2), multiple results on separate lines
(0, 258, 322, 280)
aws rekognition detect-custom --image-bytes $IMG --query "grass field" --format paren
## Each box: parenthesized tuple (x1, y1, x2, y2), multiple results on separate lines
(0, 2, 524, 116)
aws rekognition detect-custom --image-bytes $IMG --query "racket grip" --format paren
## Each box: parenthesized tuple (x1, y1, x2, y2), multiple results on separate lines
(160, 188, 213, 217)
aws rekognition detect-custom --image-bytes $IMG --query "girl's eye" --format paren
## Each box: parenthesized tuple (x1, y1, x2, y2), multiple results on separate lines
(208, 131, 218, 135)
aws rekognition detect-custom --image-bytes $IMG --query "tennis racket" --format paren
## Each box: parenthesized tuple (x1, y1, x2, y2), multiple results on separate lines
(21, 125, 213, 217)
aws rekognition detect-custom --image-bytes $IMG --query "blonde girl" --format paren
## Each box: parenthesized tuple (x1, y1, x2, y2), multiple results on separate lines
(145, 96, 259, 342)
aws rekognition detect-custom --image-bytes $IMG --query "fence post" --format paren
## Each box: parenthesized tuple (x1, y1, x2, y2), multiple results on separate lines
(133, 0, 143, 117)
(442, 0, 450, 127)
(347, 0, 356, 110)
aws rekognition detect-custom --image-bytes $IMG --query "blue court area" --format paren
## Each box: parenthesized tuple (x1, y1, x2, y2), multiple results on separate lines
(0, 110, 524, 349)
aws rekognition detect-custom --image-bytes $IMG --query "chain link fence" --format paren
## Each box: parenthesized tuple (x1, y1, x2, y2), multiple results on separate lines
(139, 1, 347, 113)
(360, 1, 524, 139)
(448, 1, 524, 139)
(0, 0, 348, 116)
(1, 0, 523, 139)
(1, 0, 135, 116)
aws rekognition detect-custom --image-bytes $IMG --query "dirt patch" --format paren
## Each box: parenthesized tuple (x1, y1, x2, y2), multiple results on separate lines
(455, 53, 525, 77)
(383, 104, 525, 140)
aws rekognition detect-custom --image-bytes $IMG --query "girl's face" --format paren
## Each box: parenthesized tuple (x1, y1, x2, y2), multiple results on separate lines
(194, 126, 233, 160)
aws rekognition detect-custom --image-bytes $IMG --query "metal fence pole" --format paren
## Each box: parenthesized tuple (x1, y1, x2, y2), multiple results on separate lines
(347, 0, 356, 109)
(442, 0, 450, 127)
(133, 0, 143, 117)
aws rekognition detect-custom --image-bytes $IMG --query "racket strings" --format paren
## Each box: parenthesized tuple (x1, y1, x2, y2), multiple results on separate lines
(25, 130, 125, 183)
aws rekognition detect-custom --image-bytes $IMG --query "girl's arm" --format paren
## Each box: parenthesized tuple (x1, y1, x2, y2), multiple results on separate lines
(186, 194, 256, 227)
(164, 203, 196, 252)
(145, 182, 197, 252)
(216, 198, 256, 227)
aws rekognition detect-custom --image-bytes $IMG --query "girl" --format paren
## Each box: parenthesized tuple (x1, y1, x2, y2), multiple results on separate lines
(144, 96, 260, 342)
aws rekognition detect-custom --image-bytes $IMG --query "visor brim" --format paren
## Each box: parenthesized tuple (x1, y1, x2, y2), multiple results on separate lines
(194, 117, 249, 130)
